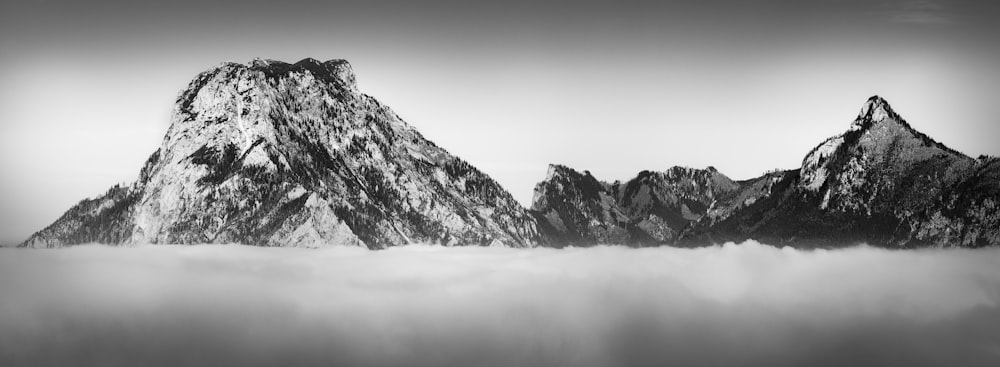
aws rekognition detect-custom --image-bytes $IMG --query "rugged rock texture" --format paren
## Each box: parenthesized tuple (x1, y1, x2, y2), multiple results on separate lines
(690, 96, 999, 248)
(529, 165, 630, 246)
(534, 96, 1000, 248)
(19, 66, 997, 250)
(21, 58, 540, 249)
(530, 164, 743, 246)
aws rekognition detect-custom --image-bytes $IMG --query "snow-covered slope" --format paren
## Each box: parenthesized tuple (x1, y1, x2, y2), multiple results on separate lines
(21, 58, 540, 249)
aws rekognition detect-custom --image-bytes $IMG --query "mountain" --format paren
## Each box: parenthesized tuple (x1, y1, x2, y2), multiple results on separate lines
(534, 96, 1000, 248)
(530, 164, 743, 246)
(686, 96, 999, 248)
(18, 61, 997, 250)
(20, 58, 540, 249)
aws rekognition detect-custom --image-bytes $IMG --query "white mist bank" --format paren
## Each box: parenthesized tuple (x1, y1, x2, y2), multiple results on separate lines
(1, 242, 999, 367)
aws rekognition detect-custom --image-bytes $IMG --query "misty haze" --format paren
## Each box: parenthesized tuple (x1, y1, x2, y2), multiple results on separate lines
(2, 242, 999, 366)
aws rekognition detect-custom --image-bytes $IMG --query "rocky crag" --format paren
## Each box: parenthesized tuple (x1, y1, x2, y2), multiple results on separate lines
(21, 58, 540, 248)
(529, 165, 747, 246)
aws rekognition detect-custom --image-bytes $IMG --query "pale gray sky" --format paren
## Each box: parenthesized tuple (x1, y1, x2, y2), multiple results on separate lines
(1, 0, 999, 244)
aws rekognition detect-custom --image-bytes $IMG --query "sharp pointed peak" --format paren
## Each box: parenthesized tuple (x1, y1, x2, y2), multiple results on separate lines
(852, 95, 901, 131)
(865, 94, 889, 105)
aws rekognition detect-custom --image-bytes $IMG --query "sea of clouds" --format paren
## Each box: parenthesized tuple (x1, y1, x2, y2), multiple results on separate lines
(1, 241, 999, 366)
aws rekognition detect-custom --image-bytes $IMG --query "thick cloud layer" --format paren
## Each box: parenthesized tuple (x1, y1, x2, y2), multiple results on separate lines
(1, 242, 999, 366)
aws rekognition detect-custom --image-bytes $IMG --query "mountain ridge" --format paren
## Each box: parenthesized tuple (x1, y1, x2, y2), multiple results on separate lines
(18, 59, 1000, 249)
(531, 95, 998, 248)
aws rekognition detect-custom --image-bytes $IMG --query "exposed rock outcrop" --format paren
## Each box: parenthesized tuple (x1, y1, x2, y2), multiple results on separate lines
(21, 58, 540, 249)
(534, 96, 1000, 248)
(530, 164, 743, 246)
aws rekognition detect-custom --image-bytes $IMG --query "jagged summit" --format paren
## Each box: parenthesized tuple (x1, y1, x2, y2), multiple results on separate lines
(662, 165, 724, 180)
(240, 57, 358, 92)
(530, 164, 741, 246)
(853, 95, 899, 128)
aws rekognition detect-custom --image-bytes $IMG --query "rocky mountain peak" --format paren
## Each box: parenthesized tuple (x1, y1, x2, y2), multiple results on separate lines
(855, 95, 896, 122)
(798, 95, 977, 218)
(802, 96, 912, 192)
(532, 164, 603, 212)
(21, 58, 539, 249)
(675, 96, 998, 248)
(530, 164, 744, 246)
(544, 163, 577, 181)
(529, 96, 998, 249)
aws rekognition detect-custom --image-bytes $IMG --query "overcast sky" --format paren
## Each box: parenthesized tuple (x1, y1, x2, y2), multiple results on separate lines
(1, 0, 999, 245)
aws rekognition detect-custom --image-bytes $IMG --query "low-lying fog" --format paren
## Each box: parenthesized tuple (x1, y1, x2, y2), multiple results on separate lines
(1, 241, 999, 366)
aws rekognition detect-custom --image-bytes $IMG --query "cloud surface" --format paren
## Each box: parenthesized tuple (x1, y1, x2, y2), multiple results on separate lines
(1, 242, 999, 366)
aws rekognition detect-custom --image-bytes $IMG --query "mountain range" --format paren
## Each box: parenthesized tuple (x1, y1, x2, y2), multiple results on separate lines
(19, 59, 1000, 248)
(533, 96, 999, 248)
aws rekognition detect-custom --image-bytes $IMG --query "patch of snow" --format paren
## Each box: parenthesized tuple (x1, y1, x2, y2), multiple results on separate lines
(820, 188, 833, 210)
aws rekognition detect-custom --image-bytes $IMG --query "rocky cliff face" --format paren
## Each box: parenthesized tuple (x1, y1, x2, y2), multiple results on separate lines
(21, 58, 540, 249)
(529, 165, 629, 245)
(530, 164, 742, 246)
(534, 96, 1000, 248)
